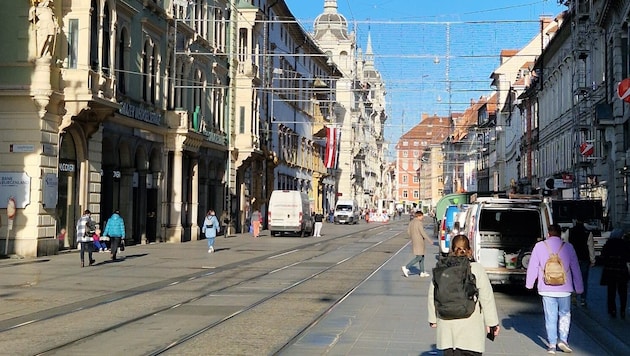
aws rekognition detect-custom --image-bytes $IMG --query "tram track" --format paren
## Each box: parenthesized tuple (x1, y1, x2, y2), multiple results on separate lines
(0, 223, 411, 355)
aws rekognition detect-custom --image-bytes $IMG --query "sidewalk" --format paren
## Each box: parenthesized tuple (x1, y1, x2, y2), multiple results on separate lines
(281, 241, 630, 355)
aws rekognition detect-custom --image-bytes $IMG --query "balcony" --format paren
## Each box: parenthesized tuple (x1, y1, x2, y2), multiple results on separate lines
(238, 61, 259, 79)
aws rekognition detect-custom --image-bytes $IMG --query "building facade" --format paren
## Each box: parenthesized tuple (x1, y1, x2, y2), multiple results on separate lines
(312, 0, 388, 212)
(0, 0, 230, 257)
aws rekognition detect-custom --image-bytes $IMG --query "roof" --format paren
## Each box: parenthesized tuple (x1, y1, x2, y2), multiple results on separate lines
(398, 113, 450, 147)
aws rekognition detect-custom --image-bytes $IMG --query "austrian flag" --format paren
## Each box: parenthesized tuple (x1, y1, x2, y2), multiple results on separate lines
(324, 126, 341, 169)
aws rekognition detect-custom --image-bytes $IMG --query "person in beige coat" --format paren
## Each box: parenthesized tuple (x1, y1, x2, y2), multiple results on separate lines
(428, 235, 500, 355)
(402, 210, 434, 277)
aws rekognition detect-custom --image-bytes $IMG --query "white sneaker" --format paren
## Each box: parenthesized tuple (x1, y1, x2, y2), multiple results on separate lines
(420, 272, 430, 278)
(401, 266, 409, 277)
(208, 247, 214, 253)
(557, 341, 572, 353)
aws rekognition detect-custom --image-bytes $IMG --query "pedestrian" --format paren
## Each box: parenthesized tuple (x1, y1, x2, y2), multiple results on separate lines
(428, 234, 500, 356)
(313, 211, 324, 237)
(526, 223, 583, 354)
(401, 210, 434, 278)
(251, 209, 262, 238)
(57, 228, 66, 250)
(92, 226, 108, 252)
(75, 209, 96, 268)
(568, 219, 595, 307)
(102, 210, 125, 261)
(220, 210, 229, 238)
(202, 209, 220, 253)
(599, 228, 630, 319)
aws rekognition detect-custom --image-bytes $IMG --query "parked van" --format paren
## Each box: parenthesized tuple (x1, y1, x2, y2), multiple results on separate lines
(438, 204, 469, 256)
(268, 190, 314, 237)
(461, 194, 552, 285)
(334, 199, 360, 224)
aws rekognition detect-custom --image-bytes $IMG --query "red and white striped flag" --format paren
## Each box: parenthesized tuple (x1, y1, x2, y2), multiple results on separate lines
(324, 126, 341, 169)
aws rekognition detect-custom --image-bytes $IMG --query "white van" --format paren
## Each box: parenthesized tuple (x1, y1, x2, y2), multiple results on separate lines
(462, 195, 552, 285)
(268, 190, 314, 237)
(334, 199, 360, 224)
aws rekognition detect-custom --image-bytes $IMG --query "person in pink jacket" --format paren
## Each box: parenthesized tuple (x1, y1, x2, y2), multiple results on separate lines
(526, 223, 584, 354)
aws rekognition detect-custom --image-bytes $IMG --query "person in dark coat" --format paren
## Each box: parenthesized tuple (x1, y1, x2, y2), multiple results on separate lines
(599, 228, 630, 319)
(568, 219, 595, 307)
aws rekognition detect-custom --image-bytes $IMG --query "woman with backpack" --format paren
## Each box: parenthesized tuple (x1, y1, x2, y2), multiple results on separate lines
(526, 223, 583, 354)
(428, 234, 500, 356)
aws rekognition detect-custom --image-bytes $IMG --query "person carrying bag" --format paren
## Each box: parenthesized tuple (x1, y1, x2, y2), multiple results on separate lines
(102, 210, 126, 261)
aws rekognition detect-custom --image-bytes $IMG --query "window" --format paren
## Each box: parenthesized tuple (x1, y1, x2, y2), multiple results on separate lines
(239, 106, 245, 134)
(102, 3, 111, 75)
(89, 0, 99, 70)
(403, 190, 408, 198)
(402, 175, 408, 183)
(68, 19, 79, 69)
(413, 176, 418, 183)
(413, 190, 419, 198)
(402, 151, 408, 157)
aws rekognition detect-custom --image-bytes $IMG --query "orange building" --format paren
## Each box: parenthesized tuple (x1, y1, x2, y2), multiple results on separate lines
(395, 114, 451, 211)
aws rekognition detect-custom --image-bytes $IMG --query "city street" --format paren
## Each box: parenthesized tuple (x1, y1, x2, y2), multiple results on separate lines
(0, 217, 628, 355)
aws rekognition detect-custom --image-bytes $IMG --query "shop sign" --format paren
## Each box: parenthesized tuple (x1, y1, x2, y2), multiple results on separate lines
(202, 129, 227, 145)
(9, 144, 35, 153)
(59, 162, 75, 172)
(119, 102, 162, 125)
(0, 172, 31, 208)
(43, 173, 58, 208)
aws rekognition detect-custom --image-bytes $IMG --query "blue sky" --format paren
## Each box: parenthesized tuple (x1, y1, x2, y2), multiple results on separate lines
(283, 0, 567, 150)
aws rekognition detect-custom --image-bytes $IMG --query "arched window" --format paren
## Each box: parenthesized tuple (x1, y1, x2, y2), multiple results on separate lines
(151, 45, 159, 104)
(142, 40, 151, 102)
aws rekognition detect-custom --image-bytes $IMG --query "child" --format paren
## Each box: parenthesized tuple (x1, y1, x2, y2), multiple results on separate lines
(57, 228, 66, 250)
(92, 227, 108, 252)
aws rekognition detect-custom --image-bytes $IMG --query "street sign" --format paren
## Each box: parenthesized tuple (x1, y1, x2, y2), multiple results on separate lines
(618, 78, 630, 102)
(580, 142, 594, 156)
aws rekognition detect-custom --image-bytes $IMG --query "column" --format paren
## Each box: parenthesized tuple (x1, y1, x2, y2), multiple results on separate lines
(120, 168, 135, 243)
(137, 170, 148, 244)
(166, 150, 184, 242)
(191, 158, 200, 240)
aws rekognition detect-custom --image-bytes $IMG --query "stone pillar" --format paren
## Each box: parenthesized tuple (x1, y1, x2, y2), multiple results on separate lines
(166, 150, 184, 242)
(137, 170, 148, 244)
(120, 168, 135, 242)
(191, 158, 200, 240)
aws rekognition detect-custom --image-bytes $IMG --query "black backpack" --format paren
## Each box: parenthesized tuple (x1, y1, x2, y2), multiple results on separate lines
(432, 256, 479, 320)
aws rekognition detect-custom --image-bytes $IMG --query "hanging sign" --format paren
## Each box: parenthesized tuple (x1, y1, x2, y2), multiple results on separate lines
(617, 78, 630, 103)
(579, 142, 594, 156)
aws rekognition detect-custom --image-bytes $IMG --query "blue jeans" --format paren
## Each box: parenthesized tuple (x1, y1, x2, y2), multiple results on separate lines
(405, 255, 425, 273)
(542, 295, 571, 346)
(207, 236, 215, 249)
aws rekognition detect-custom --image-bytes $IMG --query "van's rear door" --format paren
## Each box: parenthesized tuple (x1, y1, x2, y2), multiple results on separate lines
(269, 192, 300, 229)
